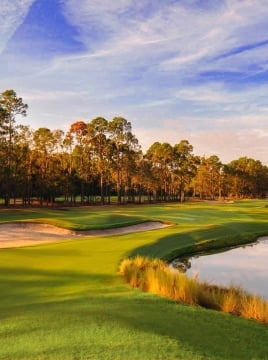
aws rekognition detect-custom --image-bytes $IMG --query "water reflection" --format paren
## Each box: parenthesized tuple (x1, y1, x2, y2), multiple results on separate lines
(171, 237, 268, 299)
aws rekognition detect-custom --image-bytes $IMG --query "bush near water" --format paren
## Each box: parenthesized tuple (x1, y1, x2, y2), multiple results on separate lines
(120, 256, 268, 323)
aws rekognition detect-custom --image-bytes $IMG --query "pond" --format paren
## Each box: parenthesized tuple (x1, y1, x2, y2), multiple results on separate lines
(171, 237, 268, 300)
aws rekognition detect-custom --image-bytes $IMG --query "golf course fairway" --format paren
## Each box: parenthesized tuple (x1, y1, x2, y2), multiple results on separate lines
(0, 201, 268, 360)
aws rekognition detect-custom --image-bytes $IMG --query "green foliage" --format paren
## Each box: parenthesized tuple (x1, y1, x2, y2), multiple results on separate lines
(0, 90, 28, 206)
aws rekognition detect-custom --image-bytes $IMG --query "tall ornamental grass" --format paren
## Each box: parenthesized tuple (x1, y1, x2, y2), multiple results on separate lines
(119, 256, 268, 323)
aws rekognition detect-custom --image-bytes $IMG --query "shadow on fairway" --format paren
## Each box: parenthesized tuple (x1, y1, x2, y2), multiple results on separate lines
(0, 266, 120, 314)
(0, 274, 267, 360)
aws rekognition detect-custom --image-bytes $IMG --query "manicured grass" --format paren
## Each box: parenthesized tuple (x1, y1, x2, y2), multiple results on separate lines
(0, 206, 148, 230)
(0, 201, 268, 359)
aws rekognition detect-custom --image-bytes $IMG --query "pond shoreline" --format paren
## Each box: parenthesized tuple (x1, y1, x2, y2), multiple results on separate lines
(170, 236, 268, 300)
(168, 234, 268, 263)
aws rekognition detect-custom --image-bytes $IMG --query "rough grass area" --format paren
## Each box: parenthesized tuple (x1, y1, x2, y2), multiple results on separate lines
(0, 200, 268, 359)
(119, 256, 268, 323)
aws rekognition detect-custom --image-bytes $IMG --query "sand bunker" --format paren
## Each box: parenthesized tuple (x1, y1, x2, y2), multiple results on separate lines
(0, 222, 168, 249)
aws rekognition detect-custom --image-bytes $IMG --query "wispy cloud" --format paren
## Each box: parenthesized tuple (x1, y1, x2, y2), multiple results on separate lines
(0, 0, 34, 53)
(135, 126, 268, 165)
(1, 0, 268, 164)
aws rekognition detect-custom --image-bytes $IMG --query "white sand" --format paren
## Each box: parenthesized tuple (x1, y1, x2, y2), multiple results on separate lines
(0, 221, 169, 249)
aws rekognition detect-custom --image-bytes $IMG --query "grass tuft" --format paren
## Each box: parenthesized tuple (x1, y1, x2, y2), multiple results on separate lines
(120, 256, 268, 323)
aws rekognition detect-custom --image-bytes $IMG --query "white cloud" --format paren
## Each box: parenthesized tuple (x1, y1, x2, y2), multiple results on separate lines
(134, 125, 268, 165)
(1, 0, 268, 165)
(59, 0, 268, 91)
(0, 0, 34, 53)
(22, 89, 84, 101)
(176, 85, 229, 103)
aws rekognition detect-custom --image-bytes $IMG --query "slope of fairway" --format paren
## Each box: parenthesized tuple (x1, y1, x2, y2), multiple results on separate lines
(0, 201, 268, 360)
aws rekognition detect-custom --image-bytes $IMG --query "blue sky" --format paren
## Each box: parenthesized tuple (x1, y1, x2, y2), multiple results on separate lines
(1, 0, 268, 164)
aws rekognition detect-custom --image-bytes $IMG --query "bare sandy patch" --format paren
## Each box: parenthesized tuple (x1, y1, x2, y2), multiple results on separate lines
(0, 221, 169, 249)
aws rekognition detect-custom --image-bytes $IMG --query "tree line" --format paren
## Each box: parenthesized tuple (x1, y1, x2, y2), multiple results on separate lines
(0, 89, 267, 206)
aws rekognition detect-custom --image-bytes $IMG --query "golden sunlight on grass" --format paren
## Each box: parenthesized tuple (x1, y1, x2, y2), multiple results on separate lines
(119, 256, 268, 323)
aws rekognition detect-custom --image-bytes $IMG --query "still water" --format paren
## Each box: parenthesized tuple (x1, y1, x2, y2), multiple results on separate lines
(171, 237, 268, 299)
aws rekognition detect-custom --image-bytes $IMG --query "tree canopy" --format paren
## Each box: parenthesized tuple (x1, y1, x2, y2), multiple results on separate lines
(0, 89, 267, 206)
